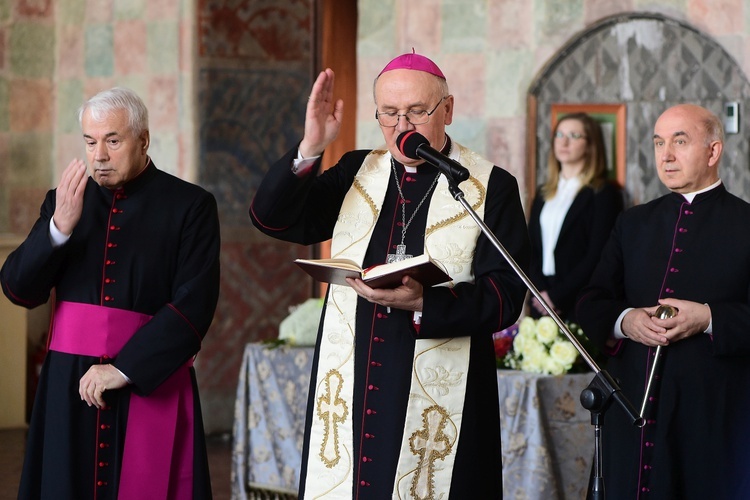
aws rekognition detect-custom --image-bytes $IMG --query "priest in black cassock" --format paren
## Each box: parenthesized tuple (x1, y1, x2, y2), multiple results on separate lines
(250, 53, 529, 499)
(1, 87, 220, 499)
(576, 103, 750, 499)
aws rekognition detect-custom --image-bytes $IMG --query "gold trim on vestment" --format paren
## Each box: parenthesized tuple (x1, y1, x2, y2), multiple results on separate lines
(425, 175, 486, 237)
(302, 142, 495, 499)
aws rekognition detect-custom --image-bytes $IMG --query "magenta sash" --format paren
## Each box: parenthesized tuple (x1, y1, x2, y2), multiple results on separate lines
(49, 301, 195, 500)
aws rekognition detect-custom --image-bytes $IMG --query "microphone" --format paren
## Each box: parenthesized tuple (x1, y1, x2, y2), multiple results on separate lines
(396, 131, 470, 183)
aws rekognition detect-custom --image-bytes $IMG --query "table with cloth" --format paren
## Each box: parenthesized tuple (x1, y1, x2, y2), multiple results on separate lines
(232, 343, 597, 499)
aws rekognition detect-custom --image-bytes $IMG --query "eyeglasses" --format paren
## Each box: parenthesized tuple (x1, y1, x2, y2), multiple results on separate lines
(554, 131, 586, 141)
(375, 96, 447, 127)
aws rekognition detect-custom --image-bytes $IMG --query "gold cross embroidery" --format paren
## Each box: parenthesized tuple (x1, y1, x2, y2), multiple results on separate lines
(409, 405, 452, 499)
(316, 369, 349, 468)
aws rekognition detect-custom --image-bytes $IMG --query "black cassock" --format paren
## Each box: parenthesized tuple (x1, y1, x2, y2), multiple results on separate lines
(1, 162, 220, 500)
(577, 185, 750, 500)
(251, 144, 530, 499)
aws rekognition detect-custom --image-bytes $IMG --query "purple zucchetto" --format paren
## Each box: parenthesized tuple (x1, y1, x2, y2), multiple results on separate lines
(378, 49, 446, 80)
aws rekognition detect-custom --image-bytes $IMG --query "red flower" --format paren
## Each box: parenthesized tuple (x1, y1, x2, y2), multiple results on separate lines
(494, 335, 514, 359)
(493, 323, 519, 359)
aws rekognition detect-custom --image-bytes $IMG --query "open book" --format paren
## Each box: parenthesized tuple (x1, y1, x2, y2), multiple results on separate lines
(294, 253, 452, 289)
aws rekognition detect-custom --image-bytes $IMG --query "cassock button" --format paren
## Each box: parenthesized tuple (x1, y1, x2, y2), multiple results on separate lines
(678, 228, 687, 233)
(99, 461, 109, 467)
(368, 384, 379, 391)
(104, 296, 113, 302)
(366, 409, 376, 415)
(362, 456, 372, 462)
(99, 442, 109, 449)
(360, 481, 370, 487)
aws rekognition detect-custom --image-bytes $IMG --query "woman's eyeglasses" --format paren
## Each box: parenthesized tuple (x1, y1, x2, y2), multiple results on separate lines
(554, 131, 586, 141)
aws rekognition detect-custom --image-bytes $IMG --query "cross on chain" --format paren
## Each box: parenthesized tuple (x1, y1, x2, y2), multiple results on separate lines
(316, 370, 349, 467)
(387, 244, 412, 264)
(409, 405, 452, 499)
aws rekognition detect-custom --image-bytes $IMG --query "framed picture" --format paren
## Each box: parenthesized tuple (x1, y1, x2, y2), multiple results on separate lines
(550, 103, 626, 187)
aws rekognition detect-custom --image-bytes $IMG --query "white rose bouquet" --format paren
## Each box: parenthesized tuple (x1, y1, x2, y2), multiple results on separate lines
(273, 298, 324, 347)
(501, 316, 595, 375)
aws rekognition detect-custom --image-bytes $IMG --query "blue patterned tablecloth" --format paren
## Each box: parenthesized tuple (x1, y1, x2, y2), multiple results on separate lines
(232, 343, 596, 499)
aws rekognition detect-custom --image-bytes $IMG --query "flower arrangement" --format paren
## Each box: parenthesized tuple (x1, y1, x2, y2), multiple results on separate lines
(275, 298, 324, 347)
(495, 316, 596, 375)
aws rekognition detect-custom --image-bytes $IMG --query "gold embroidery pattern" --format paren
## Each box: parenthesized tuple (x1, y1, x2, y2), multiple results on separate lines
(352, 177, 380, 220)
(409, 405, 452, 500)
(316, 369, 349, 468)
(420, 365, 464, 397)
(424, 176, 486, 238)
(332, 178, 381, 259)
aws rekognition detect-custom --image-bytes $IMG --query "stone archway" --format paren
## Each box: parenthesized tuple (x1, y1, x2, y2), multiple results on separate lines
(527, 12, 750, 206)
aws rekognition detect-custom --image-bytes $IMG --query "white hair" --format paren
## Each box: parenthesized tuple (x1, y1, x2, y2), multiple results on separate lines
(78, 87, 149, 135)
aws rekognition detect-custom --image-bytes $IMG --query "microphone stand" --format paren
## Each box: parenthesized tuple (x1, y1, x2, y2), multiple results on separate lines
(439, 170, 644, 500)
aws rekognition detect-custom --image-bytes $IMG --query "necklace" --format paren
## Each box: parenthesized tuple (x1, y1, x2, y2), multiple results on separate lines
(386, 158, 441, 263)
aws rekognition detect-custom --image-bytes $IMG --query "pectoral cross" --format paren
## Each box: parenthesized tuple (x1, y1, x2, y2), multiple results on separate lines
(386, 244, 412, 264)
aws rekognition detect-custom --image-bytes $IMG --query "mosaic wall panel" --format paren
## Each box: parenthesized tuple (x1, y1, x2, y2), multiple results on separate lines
(531, 13, 750, 206)
(198, 0, 312, 61)
(198, 67, 309, 226)
(195, 0, 316, 432)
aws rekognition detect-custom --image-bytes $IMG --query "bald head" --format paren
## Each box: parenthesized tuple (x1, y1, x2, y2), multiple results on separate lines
(653, 104, 724, 194)
(656, 104, 724, 146)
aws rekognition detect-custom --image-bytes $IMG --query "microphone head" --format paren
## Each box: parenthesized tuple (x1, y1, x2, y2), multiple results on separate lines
(396, 131, 429, 160)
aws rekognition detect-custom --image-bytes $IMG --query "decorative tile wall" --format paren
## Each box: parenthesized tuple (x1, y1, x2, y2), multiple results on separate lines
(532, 14, 750, 206)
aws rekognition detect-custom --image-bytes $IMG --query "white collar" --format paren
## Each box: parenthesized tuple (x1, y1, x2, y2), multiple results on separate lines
(680, 179, 722, 203)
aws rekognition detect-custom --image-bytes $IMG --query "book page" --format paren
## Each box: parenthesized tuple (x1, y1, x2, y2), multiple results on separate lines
(361, 254, 431, 279)
(294, 258, 362, 272)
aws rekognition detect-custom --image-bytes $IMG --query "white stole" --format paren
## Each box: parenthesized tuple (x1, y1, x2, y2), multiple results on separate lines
(302, 143, 494, 499)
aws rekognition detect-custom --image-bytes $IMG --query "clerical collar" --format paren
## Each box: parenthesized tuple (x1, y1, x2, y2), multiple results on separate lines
(400, 136, 451, 173)
(680, 179, 722, 203)
(101, 157, 155, 196)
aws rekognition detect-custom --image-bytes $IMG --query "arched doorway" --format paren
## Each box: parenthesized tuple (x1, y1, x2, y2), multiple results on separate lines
(527, 13, 750, 206)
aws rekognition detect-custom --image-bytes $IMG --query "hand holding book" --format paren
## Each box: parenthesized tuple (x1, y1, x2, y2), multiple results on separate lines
(294, 254, 451, 289)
